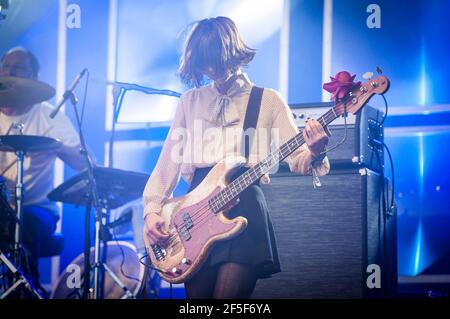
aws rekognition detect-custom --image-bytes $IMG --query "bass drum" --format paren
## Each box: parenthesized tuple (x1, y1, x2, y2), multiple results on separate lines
(51, 241, 145, 299)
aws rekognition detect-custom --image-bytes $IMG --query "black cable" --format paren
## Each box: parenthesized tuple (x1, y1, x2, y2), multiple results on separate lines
(138, 253, 166, 273)
(374, 149, 390, 296)
(382, 141, 395, 211)
(319, 102, 348, 156)
(380, 94, 388, 126)
(80, 71, 90, 129)
(377, 93, 394, 211)
(374, 153, 385, 245)
(138, 253, 178, 299)
(327, 92, 388, 158)
(372, 92, 395, 296)
(110, 227, 141, 283)
(139, 253, 168, 299)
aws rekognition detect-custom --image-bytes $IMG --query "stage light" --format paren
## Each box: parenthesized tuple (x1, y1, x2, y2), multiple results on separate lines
(413, 220, 423, 275)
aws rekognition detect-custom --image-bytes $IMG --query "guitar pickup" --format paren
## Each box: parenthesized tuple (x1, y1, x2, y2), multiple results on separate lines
(182, 212, 193, 229)
(179, 225, 192, 241)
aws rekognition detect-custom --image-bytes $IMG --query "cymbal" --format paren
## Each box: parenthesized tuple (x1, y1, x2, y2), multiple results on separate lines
(0, 76, 55, 108)
(48, 166, 150, 209)
(0, 135, 61, 153)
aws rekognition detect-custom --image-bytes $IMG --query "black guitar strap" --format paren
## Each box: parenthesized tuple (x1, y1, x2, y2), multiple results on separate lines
(242, 86, 264, 160)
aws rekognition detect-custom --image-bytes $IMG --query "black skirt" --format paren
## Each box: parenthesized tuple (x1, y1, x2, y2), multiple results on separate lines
(188, 166, 281, 279)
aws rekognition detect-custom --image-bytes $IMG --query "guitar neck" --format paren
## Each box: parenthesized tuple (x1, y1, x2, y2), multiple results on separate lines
(209, 107, 339, 211)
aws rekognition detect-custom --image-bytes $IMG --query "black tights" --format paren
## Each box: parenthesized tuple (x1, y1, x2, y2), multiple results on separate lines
(184, 262, 258, 299)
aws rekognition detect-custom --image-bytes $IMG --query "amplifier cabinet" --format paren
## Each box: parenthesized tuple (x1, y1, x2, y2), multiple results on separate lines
(252, 166, 397, 298)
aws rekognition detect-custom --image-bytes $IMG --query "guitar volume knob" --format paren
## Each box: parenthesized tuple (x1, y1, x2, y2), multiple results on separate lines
(172, 267, 182, 275)
(181, 258, 191, 265)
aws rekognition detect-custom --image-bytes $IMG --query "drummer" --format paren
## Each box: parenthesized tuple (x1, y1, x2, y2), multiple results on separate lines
(0, 47, 88, 283)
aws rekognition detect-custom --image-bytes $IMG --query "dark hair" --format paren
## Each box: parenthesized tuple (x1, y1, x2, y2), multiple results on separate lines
(178, 16, 256, 87)
(1, 47, 40, 79)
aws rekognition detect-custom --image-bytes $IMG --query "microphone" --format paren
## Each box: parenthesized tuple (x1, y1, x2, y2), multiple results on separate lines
(50, 68, 88, 119)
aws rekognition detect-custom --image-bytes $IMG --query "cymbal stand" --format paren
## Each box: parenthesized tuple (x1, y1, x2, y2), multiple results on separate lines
(105, 83, 181, 298)
(0, 148, 44, 299)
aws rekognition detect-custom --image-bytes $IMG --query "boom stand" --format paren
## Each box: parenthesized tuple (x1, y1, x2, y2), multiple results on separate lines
(68, 78, 137, 299)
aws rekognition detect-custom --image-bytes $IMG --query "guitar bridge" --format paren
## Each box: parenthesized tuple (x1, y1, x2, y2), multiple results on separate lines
(152, 244, 167, 261)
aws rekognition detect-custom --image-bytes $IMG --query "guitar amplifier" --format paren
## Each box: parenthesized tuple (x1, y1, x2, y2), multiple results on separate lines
(252, 164, 397, 299)
(289, 103, 384, 172)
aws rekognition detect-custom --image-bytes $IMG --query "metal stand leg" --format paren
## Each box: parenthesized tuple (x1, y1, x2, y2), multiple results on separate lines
(0, 251, 44, 299)
(13, 151, 25, 267)
(93, 214, 103, 299)
(83, 204, 91, 299)
(0, 151, 45, 299)
(82, 205, 106, 299)
(103, 263, 135, 299)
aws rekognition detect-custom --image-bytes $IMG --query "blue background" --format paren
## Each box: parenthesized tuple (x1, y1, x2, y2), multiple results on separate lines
(1, 0, 449, 293)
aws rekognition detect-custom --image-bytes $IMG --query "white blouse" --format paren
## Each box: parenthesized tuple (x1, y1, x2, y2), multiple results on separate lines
(143, 72, 330, 218)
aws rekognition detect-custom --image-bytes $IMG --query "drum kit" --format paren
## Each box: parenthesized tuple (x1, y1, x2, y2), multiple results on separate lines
(0, 76, 154, 299)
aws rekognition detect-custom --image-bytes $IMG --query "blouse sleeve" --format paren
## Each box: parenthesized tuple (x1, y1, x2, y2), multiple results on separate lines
(142, 95, 187, 219)
(270, 90, 330, 176)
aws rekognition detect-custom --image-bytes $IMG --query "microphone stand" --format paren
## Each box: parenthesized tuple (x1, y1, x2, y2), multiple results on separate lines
(65, 71, 105, 299)
(108, 82, 181, 168)
(107, 83, 181, 298)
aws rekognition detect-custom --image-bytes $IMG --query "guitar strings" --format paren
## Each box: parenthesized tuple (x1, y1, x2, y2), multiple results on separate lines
(156, 87, 372, 248)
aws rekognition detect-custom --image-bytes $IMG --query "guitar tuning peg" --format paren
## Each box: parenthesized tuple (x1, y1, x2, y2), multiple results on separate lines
(362, 72, 373, 81)
(376, 66, 383, 74)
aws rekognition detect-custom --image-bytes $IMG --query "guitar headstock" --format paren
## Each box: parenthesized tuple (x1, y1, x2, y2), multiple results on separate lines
(332, 74, 390, 117)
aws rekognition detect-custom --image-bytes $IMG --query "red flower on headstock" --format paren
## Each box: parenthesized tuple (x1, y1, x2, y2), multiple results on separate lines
(323, 71, 361, 101)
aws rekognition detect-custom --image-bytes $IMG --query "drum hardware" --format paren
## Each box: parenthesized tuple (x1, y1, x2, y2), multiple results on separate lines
(45, 68, 109, 299)
(48, 166, 149, 299)
(0, 250, 43, 299)
(48, 70, 151, 299)
(0, 76, 57, 298)
(0, 135, 61, 299)
(50, 241, 146, 299)
(64, 80, 179, 298)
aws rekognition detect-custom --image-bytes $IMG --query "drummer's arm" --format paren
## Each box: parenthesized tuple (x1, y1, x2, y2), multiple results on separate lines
(49, 108, 96, 171)
(57, 144, 96, 171)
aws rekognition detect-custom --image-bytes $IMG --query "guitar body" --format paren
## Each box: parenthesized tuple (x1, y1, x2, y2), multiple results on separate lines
(144, 157, 248, 283)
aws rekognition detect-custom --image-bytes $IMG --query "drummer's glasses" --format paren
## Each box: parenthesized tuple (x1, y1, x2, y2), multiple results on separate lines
(0, 61, 33, 78)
